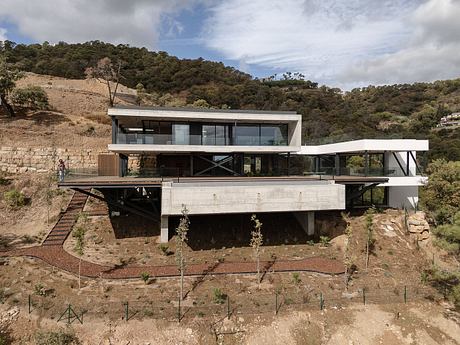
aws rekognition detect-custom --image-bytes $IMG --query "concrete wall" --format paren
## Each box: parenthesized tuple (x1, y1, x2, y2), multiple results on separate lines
(161, 180, 345, 216)
(388, 186, 419, 210)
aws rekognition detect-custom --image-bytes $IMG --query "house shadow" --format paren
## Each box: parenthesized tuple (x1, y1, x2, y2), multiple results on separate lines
(108, 212, 160, 239)
(0, 110, 70, 126)
(170, 211, 346, 251)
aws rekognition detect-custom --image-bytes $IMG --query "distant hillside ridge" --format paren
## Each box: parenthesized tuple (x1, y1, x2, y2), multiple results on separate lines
(2, 40, 460, 161)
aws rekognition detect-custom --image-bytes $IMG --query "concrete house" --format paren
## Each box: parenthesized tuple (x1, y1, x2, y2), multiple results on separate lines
(61, 106, 428, 242)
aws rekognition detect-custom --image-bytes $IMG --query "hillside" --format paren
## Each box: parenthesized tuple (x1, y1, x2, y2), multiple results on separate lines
(1, 41, 460, 162)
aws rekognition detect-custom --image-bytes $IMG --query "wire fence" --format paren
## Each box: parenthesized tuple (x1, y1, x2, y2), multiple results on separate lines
(23, 284, 437, 325)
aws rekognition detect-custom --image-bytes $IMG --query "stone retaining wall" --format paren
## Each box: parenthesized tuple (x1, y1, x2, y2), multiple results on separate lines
(0, 146, 107, 174)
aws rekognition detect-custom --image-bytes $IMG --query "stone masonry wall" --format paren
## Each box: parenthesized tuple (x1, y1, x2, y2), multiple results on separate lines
(0, 146, 108, 174)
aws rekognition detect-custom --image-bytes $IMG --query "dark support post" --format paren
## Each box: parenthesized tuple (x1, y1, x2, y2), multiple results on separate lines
(287, 152, 291, 176)
(111, 117, 118, 144)
(364, 151, 369, 176)
(275, 293, 278, 315)
(392, 152, 408, 176)
(363, 290, 366, 305)
(190, 154, 194, 176)
(335, 154, 340, 176)
(28, 295, 32, 314)
(178, 295, 181, 323)
(124, 302, 128, 321)
(227, 296, 230, 320)
(406, 151, 410, 176)
(320, 293, 324, 310)
(315, 156, 320, 173)
(404, 286, 407, 304)
(409, 151, 422, 175)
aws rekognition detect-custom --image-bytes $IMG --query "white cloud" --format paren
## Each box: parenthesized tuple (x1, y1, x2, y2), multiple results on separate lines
(341, 0, 460, 86)
(0, 0, 199, 49)
(203, 0, 460, 88)
(0, 27, 7, 41)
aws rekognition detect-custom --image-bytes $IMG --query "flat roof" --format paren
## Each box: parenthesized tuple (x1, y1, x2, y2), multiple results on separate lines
(59, 175, 388, 189)
(108, 107, 301, 123)
(298, 139, 429, 155)
(112, 105, 298, 115)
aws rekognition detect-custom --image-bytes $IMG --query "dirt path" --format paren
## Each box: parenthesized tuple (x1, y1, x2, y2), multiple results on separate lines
(0, 191, 345, 279)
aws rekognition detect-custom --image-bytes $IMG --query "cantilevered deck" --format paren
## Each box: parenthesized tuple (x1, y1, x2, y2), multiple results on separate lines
(58, 174, 388, 189)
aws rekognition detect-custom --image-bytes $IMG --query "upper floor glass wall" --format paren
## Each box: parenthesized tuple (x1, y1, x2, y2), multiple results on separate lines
(115, 121, 289, 146)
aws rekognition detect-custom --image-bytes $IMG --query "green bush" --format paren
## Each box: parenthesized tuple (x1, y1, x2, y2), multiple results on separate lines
(212, 288, 227, 304)
(158, 244, 170, 256)
(0, 330, 11, 345)
(140, 272, 150, 284)
(292, 272, 301, 285)
(432, 212, 460, 255)
(423, 267, 460, 309)
(35, 329, 81, 345)
(3, 189, 25, 208)
(319, 236, 331, 247)
(10, 85, 49, 110)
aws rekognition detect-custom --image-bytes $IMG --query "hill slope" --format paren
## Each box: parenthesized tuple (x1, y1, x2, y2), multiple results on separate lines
(2, 41, 460, 162)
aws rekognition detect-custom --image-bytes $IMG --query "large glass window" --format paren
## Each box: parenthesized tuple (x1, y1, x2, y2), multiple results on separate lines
(234, 125, 260, 145)
(118, 121, 290, 146)
(172, 124, 190, 145)
(260, 125, 288, 145)
(202, 125, 217, 145)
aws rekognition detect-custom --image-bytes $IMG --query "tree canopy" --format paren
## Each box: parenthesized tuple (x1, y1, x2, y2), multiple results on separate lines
(2, 40, 460, 162)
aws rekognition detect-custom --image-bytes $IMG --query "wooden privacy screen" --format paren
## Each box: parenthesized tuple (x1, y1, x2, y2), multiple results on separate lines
(98, 154, 120, 176)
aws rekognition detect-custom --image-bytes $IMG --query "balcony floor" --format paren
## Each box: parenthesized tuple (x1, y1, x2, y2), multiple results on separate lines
(58, 175, 388, 189)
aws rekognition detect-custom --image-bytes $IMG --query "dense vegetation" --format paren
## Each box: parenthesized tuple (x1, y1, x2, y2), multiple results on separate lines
(1, 40, 460, 162)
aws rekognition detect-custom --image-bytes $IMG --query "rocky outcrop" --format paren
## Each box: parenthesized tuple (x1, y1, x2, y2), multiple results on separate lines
(407, 211, 430, 241)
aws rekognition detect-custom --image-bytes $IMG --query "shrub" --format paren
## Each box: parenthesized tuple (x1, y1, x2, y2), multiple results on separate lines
(3, 189, 25, 208)
(292, 272, 301, 285)
(319, 236, 330, 247)
(0, 328, 12, 345)
(35, 329, 81, 345)
(192, 99, 211, 108)
(432, 212, 460, 255)
(213, 288, 227, 304)
(10, 85, 49, 110)
(423, 267, 460, 309)
(140, 272, 150, 284)
(158, 244, 170, 256)
(34, 283, 47, 296)
(0, 174, 9, 186)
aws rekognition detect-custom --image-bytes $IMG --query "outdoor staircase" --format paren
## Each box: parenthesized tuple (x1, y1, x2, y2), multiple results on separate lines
(42, 190, 90, 247)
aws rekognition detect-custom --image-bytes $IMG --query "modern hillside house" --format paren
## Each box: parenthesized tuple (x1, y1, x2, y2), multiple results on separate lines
(60, 106, 428, 243)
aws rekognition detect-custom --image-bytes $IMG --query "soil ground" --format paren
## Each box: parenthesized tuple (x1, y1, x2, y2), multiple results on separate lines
(1, 74, 459, 344)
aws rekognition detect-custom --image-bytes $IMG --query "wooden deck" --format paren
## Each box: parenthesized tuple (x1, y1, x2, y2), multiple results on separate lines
(58, 174, 388, 189)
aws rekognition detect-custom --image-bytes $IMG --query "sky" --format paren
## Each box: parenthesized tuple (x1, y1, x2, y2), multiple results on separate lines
(0, 0, 459, 89)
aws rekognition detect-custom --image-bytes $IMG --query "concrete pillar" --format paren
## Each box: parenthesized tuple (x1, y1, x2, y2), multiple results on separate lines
(160, 215, 169, 243)
(294, 211, 315, 236)
(307, 211, 315, 236)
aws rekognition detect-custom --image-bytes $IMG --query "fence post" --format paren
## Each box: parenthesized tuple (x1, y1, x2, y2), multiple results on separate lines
(362, 289, 366, 305)
(275, 293, 278, 315)
(227, 296, 230, 320)
(404, 286, 407, 304)
(178, 295, 181, 323)
(124, 302, 129, 321)
(28, 295, 32, 314)
(68, 304, 72, 324)
(320, 293, 324, 310)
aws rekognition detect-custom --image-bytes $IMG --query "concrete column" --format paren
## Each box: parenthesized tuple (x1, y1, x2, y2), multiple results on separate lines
(294, 211, 315, 236)
(160, 215, 169, 243)
(307, 211, 315, 236)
